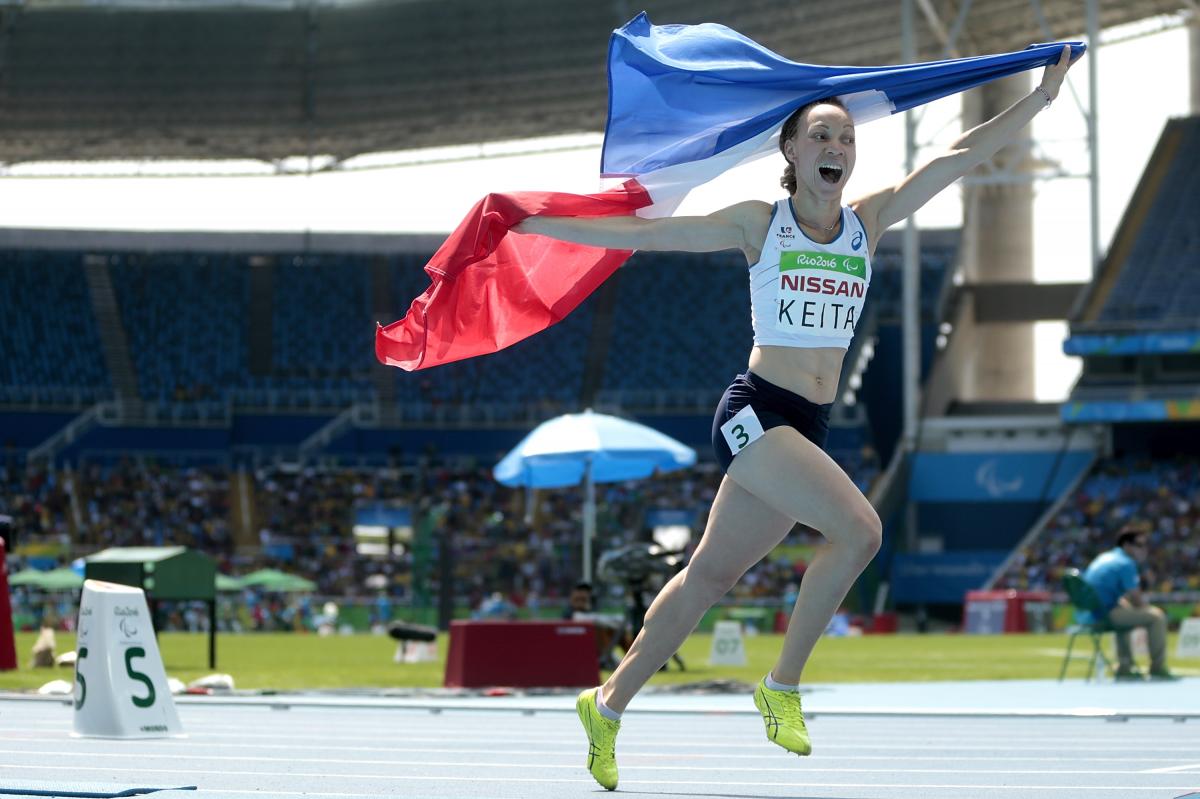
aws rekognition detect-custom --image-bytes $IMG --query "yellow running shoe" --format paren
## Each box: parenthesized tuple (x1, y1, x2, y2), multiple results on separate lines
(576, 687, 620, 791)
(753, 678, 812, 756)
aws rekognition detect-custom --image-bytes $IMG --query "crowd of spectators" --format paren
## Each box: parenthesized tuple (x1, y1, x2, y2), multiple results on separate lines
(995, 455, 1200, 594)
(1, 460, 74, 545)
(8, 449, 1197, 633)
(78, 461, 234, 558)
(252, 466, 394, 596)
(2, 452, 844, 627)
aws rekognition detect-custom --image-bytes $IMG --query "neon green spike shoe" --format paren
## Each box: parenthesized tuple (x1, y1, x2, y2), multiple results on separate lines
(577, 687, 620, 791)
(753, 678, 812, 756)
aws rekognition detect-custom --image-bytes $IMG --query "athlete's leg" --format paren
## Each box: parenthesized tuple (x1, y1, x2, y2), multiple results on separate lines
(728, 427, 882, 685)
(600, 476, 795, 713)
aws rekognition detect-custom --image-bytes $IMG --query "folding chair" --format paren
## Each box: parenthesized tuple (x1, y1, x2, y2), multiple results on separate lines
(1058, 568, 1115, 682)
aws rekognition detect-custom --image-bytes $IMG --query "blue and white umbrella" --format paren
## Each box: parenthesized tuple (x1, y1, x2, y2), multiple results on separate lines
(494, 409, 696, 581)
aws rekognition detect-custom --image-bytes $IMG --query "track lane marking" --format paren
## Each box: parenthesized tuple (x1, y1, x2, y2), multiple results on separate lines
(1, 765, 1197, 793)
(3, 752, 1200, 777)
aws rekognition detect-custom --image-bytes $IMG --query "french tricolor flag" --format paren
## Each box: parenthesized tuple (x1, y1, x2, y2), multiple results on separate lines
(376, 13, 1082, 371)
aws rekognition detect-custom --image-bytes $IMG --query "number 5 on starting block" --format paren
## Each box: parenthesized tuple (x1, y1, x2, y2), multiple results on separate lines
(73, 580, 183, 738)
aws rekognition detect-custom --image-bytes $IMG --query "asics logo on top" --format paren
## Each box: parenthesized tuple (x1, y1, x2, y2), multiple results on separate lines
(851, 230, 863, 250)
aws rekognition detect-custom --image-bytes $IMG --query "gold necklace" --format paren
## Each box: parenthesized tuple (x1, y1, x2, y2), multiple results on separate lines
(791, 199, 838, 232)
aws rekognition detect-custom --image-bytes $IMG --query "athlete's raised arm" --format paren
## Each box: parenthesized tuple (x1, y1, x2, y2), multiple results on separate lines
(855, 45, 1079, 243)
(514, 199, 771, 257)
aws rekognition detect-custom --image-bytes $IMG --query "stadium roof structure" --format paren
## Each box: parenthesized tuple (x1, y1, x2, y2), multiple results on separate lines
(0, 0, 1189, 167)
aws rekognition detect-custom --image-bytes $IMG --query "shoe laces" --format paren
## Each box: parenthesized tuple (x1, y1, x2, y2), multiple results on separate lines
(587, 713, 619, 758)
(776, 690, 805, 729)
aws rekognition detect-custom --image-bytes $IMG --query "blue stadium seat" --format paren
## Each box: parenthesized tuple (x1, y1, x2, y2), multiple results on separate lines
(274, 254, 374, 387)
(110, 252, 248, 404)
(0, 250, 112, 403)
(1098, 118, 1200, 328)
(602, 251, 750, 403)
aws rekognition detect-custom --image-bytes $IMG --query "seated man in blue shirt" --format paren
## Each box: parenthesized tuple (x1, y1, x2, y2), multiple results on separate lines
(1082, 526, 1174, 680)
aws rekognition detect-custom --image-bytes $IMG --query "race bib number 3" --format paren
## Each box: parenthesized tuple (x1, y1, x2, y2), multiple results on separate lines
(720, 405, 765, 456)
(776, 250, 866, 337)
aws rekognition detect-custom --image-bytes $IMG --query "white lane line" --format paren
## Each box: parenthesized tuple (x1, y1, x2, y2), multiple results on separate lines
(1, 766, 1196, 793)
(3, 751, 1199, 777)
(13, 712, 1196, 731)
(4, 728, 1196, 752)
(8, 715, 1196, 739)
(0, 739, 1195, 763)
(1142, 762, 1200, 773)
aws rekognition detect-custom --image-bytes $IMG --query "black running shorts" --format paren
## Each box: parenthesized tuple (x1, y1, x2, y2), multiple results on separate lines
(711, 370, 832, 474)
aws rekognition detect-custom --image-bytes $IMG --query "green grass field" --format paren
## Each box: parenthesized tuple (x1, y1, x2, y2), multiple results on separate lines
(2, 631, 1197, 692)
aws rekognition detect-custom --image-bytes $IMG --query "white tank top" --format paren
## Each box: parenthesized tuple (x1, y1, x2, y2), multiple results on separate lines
(749, 200, 873, 350)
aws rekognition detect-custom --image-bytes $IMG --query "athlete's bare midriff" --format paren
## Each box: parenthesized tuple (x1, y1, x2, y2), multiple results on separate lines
(747, 344, 844, 405)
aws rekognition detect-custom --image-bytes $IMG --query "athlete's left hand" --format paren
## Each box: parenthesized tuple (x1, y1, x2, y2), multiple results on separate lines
(1038, 44, 1081, 102)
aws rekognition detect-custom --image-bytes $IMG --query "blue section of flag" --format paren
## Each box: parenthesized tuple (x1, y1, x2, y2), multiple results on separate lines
(602, 12, 1085, 176)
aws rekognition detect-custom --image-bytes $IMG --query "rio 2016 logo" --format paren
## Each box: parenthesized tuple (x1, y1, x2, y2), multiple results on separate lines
(119, 617, 138, 638)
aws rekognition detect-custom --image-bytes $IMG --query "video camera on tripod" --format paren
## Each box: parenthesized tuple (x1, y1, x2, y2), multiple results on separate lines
(597, 542, 688, 671)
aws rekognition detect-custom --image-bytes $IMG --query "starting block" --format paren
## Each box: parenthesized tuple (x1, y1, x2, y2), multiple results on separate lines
(73, 579, 183, 738)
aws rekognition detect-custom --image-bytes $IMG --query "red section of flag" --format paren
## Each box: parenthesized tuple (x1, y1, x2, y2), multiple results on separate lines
(375, 180, 652, 371)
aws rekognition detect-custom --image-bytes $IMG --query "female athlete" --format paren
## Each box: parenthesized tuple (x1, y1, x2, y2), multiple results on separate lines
(516, 45, 1078, 791)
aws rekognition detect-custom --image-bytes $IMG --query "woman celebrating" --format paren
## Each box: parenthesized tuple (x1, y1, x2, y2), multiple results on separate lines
(517, 46, 1078, 791)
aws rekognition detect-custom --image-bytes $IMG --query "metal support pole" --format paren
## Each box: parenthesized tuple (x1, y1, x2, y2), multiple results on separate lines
(208, 599, 217, 669)
(1086, 0, 1101, 275)
(583, 461, 596, 583)
(1191, 15, 1200, 114)
(901, 0, 921, 446)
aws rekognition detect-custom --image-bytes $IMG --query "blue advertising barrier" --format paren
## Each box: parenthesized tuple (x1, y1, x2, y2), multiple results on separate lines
(909, 451, 1092, 502)
(1064, 331, 1200, 355)
(644, 509, 697, 528)
(355, 505, 412, 528)
(1062, 399, 1200, 423)
(890, 551, 1009, 604)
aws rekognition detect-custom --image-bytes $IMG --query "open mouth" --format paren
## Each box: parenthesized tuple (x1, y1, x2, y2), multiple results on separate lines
(818, 165, 844, 184)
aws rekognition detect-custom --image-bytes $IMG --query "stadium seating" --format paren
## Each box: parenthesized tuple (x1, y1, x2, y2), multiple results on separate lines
(110, 252, 249, 404)
(273, 254, 373, 381)
(598, 235, 955, 407)
(602, 251, 751, 403)
(1094, 117, 1200, 328)
(111, 251, 380, 408)
(2, 236, 956, 417)
(995, 455, 1200, 594)
(867, 233, 956, 322)
(0, 251, 112, 406)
